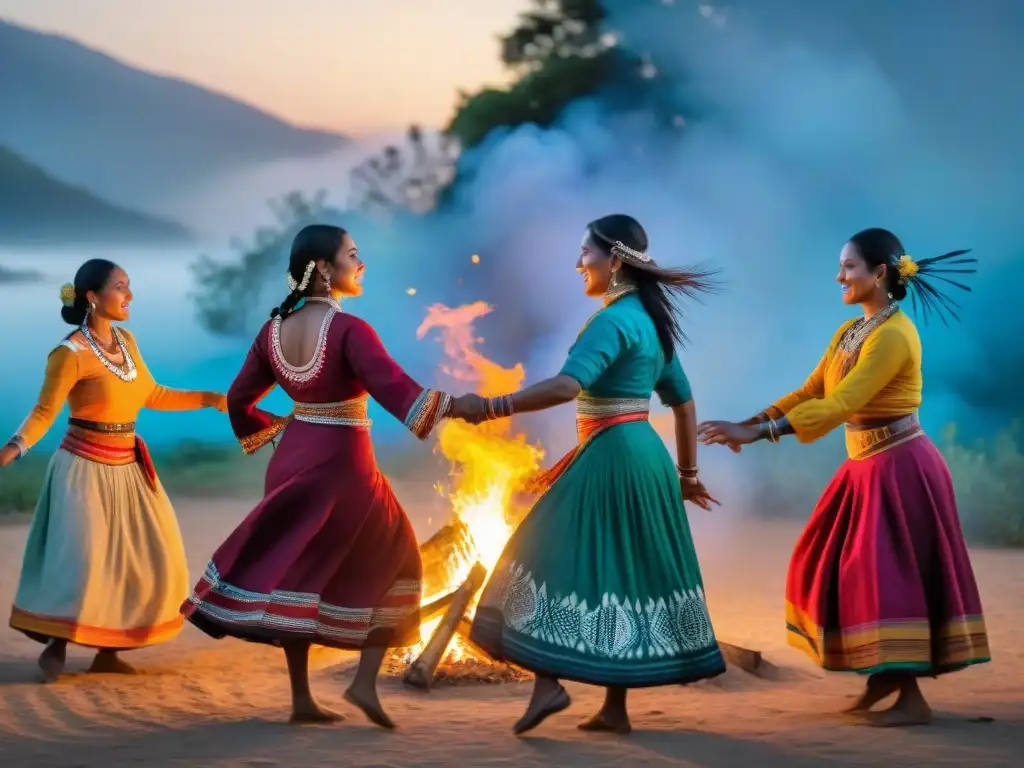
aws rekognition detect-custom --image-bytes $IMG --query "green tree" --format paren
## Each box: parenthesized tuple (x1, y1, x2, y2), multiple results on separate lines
(446, 0, 614, 150)
(190, 190, 329, 337)
(191, 126, 457, 337)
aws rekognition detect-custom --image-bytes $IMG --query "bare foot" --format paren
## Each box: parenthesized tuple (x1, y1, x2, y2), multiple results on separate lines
(864, 696, 937, 729)
(578, 710, 632, 735)
(843, 676, 901, 714)
(513, 684, 572, 735)
(344, 687, 395, 729)
(38, 641, 66, 683)
(87, 652, 138, 675)
(865, 706, 933, 727)
(862, 678, 933, 728)
(290, 701, 346, 724)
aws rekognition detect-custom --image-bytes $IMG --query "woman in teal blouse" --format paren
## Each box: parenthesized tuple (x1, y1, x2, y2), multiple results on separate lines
(467, 214, 725, 735)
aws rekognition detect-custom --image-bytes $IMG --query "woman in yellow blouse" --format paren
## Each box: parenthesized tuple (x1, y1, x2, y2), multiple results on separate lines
(698, 228, 990, 727)
(0, 259, 227, 682)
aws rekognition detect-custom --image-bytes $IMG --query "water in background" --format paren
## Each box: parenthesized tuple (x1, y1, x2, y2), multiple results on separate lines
(0, 243, 436, 452)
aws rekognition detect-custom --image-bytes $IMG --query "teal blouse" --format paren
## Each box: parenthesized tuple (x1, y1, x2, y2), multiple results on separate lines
(558, 294, 692, 406)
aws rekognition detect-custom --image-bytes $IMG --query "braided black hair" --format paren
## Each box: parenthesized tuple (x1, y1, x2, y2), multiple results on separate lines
(270, 224, 348, 320)
(848, 228, 977, 325)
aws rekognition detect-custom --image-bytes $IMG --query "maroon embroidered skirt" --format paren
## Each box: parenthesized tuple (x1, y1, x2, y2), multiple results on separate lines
(181, 422, 422, 650)
(786, 419, 991, 675)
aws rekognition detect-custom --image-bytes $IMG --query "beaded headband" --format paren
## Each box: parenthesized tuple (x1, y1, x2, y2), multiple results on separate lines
(591, 227, 655, 267)
(610, 240, 653, 265)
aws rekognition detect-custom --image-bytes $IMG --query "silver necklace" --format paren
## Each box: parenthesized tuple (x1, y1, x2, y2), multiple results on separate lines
(80, 324, 138, 382)
(305, 296, 341, 311)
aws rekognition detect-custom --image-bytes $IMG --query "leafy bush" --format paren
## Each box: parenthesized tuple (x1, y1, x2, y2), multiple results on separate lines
(941, 422, 1024, 547)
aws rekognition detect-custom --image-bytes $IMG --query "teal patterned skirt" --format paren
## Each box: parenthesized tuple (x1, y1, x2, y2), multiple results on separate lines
(470, 420, 726, 687)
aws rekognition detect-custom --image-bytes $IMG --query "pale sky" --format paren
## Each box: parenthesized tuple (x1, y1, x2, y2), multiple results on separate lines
(0, 0, 524, 134)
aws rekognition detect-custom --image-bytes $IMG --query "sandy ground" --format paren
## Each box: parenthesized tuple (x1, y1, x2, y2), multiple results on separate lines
(0, 487, 1021, 768)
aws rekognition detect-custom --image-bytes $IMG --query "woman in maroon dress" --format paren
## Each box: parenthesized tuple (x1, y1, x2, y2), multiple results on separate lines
(182, 224, 477, 727)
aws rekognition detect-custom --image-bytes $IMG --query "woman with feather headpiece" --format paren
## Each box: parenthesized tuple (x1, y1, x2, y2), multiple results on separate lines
(698, 228, 990, 727)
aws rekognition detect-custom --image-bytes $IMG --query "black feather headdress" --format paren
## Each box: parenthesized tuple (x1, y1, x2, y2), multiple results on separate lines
(896, 249, 977, 326)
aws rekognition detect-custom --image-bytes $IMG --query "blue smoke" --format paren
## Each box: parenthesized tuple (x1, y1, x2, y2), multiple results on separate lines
(5, 0, 1021, 464)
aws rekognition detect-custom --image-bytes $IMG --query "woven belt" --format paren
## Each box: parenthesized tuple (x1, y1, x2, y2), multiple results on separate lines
(68, 417, 136, 434)
(845, 413, 923, 460)
(573, 395, 650, 443)
(293, 395, 372, 428)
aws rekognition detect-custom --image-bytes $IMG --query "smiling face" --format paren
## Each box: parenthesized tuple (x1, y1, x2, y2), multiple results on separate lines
(837, 241, 887, 306)
(87, 266, 132, 321)
(577, 231, 616, 297)
(329, 233, 365, 298)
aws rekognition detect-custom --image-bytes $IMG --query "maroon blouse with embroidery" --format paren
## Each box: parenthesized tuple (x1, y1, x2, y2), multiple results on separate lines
(227, 306, 450, 453)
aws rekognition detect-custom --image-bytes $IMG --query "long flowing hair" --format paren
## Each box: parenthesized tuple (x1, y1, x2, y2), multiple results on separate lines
(587, 214, 719, 359)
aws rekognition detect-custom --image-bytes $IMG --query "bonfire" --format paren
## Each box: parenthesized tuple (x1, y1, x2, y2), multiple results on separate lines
(376, 301, 544, 686)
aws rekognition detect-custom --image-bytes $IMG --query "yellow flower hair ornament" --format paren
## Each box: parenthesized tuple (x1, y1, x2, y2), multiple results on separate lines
(896, 254, 919, 283)
(59, 283, 77, 307)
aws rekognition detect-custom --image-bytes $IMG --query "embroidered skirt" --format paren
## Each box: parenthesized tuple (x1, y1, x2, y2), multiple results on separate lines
(470, 402, 725, 687)
(9, 448, 188, 648)
(786, 417, 991, 675)
(181, 421, 423, 650)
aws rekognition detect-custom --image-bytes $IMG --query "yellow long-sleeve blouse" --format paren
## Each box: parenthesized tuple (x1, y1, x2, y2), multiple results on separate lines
(766, 310, 922, 444)
(11, 327, 223, 454)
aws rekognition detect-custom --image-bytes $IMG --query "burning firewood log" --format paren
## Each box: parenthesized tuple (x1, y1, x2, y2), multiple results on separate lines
(418, 521, 474, 598)
(718, 642, 763, 674)
(404, 561, 488, 690)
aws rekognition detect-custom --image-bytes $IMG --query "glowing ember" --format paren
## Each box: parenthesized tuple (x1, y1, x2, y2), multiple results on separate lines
(471, 254, 481, 264)
(407, 287, 418, 296)
(406, 302, 544, 664)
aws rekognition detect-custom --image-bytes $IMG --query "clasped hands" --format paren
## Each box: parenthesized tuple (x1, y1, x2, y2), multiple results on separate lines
(449, 393, 490, 425)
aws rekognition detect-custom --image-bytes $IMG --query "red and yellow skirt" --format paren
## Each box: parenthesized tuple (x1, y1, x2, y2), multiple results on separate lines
(786, 415, 990, 675)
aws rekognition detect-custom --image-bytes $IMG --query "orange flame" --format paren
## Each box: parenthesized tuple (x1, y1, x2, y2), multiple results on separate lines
(412, 302, 544, 659)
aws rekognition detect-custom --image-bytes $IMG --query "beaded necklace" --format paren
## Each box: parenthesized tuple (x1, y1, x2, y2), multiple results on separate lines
(80, 324, 138, 382)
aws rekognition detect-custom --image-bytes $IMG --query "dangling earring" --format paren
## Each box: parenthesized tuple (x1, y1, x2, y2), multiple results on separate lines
(609, 270, 620, 288)
(318, 268, 331, 293)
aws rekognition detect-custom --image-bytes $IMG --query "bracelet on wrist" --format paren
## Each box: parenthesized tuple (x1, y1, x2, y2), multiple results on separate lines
(757, 418, 782, 443)
(486, 395, 515, 420)
(677, 465, 699, 483)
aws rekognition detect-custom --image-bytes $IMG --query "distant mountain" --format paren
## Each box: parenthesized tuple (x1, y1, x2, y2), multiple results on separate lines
(0, 145, 190, 245)
(0, 19, 347, 213)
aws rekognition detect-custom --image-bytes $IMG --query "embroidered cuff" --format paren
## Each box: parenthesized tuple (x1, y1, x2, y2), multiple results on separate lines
(6, 435, 27, 458)
(238, 416, 291, 455)
(403, 389, 452, 440)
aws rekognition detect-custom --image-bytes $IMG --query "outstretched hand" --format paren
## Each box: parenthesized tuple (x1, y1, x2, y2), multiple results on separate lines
(0, 443, 20, 468)
(681, 477, 720, 511)
(449, 393, 488, 424)
(206, 392, 229, 413)
(697, 420, 757, 453)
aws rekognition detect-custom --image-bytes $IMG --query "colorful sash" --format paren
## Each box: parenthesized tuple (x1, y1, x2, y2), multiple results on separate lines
(61, 418, 158, 490)
(527, 395, 650, 493)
